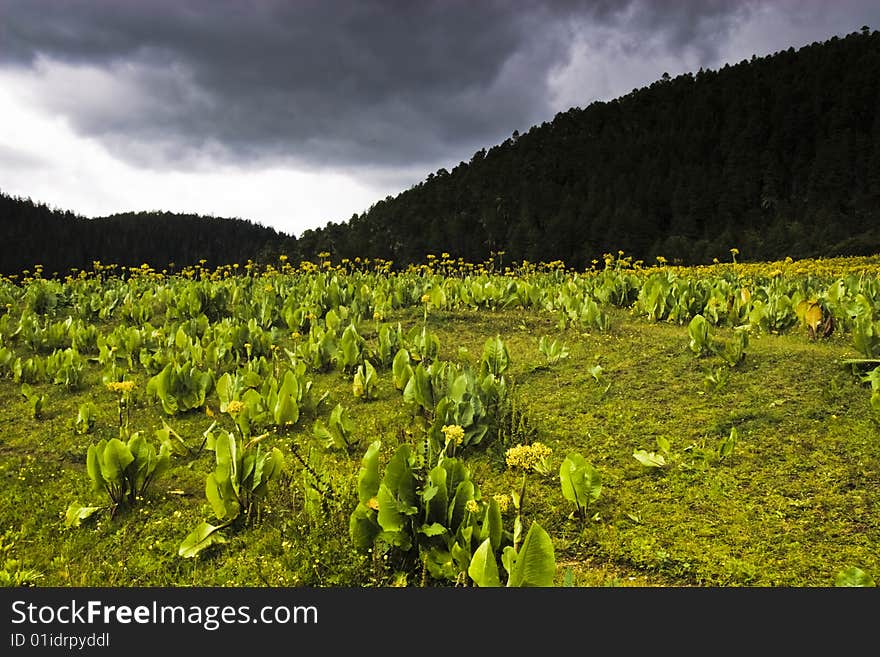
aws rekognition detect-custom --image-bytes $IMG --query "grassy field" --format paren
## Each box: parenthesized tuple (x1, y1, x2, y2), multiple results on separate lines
(1, 268, 877, 588)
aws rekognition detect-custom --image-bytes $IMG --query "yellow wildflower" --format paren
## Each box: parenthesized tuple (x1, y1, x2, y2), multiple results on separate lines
(493, 494, 510, 513)
(441, 424, 465, 446)
(465, 499, 480, 514)
(226, 400, 245, 416)
(106, 380, 136, 394)
(505, 442, 553, 474)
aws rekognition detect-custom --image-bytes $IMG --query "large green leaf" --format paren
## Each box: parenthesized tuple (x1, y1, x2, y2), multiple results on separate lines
(392, 348, 412, 390)
(249, 447, 284, 500)
(423, 547, 457, 581)
(216, 372, 232, 412)
(403, 363, 433, 411)
(325, 308, 341, 332)
(424, 465, 448, 526)
(213, 431, 237, 486)
(429, 285, 447, 309)
(178, 521, 228, 559)
(174, 325, 189, 350)
(687, 314, 713, 356)
(449, 373, 468, 403)
(560, 452, 602, 509)
(349, 503, 380, 552)
(153, 440, 172, 480)
(482, 498, 503, 551)
(508, 522, 556, 587)
(262, 447, 285, 484)
(86, 442, 103, 491)
(633, 449, 666, 468)
(834, 566, 875, 587)
(418, 523, 447, 537)
(273, 387, 299, 426)
(240, 450, 258, 490)
(450, 538, 472, 575)
(356, 440, 381, 505)
(339, 323, 361, 370)
(146, 364, 178, 415)
(468, 537, 501, 587)
(853, 315, 879, 359)
(99, 438, 134, 485)
(206, 472, 239, 522)
(377, 483, 404, 532)
(269, 370, 301, 426)
(193, 369, 213, 408)
(126, 433, 156, 494)
(353, 360, 376, 399)
(480, 335, 509, 377)
(382, 444, 416, 507)
(582, 462, 602, 504)
(501, 545, 517, 576)
(449, 480, 475, 530)
(441, 458, 469, 502)
(314, 419, 338, 450)
(64, 502, 102, 528)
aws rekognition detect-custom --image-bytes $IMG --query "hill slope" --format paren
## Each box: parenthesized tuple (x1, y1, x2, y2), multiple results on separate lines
(294, 28, 880, 267)
(0, 192, 293, 275)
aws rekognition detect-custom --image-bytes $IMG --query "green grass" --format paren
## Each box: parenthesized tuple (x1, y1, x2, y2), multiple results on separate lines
(1, 304, 877, 587)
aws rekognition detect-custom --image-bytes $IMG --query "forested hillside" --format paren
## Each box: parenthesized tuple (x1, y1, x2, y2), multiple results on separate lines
(0, 193, 293, 275)
(294, 28, 880, 267)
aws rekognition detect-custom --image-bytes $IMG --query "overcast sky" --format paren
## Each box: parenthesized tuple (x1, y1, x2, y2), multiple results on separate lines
(1, 0, 878, 237)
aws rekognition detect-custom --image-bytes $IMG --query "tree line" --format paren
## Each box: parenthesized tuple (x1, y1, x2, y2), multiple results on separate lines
(0, 195, 290, 276)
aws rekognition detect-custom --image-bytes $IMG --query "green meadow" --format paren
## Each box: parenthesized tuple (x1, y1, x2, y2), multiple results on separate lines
(1, 255, 878, 587)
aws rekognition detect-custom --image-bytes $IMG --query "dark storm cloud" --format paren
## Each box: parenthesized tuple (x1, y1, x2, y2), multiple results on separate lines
(0, 0, 875, 172)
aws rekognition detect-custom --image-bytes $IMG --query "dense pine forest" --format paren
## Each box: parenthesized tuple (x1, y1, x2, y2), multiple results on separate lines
(2, 27, 879, 275)
(302, 27, 880, 268)
(0, 195, 293, 276)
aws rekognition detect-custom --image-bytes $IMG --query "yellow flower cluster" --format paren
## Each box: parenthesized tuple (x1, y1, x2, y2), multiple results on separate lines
(105, 380, 136, 394)
(226, 400, 245, 416)
(465, 499, 480, 514)
(505, 442, 553, 473)
(493, 493, 510, 513)
(441, 424, 465, 445)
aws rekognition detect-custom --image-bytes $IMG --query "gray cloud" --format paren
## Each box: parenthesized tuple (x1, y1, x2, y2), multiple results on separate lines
(1, 0, 878, 176)
(0, 143, 45, 170)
